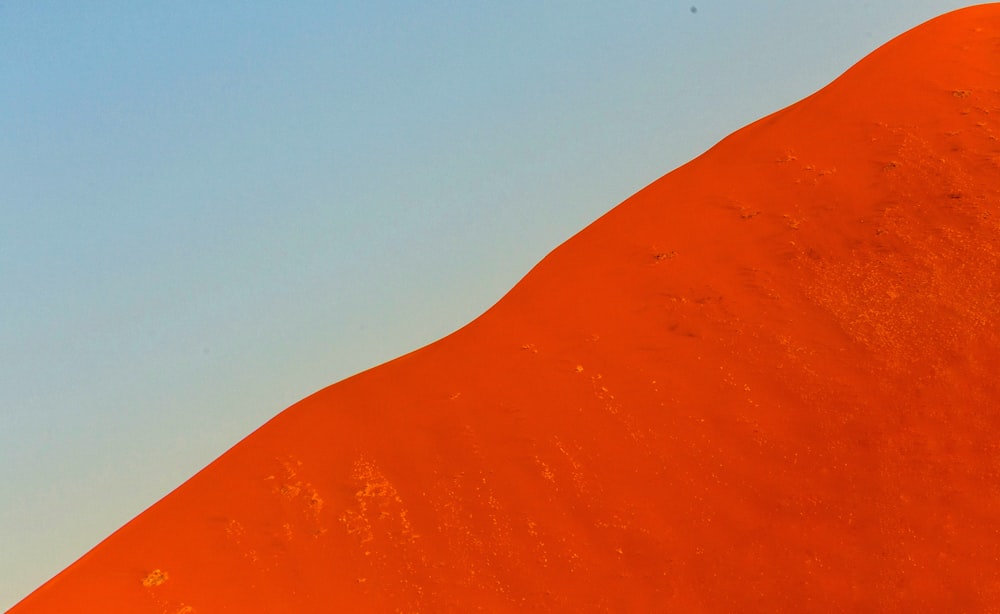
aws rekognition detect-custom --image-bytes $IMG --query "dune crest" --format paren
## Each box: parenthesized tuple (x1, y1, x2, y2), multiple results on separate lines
(12, 5, 1000, 612)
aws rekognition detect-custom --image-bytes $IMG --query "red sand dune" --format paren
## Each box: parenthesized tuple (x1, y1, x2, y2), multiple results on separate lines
(12, 5, 1000, 612)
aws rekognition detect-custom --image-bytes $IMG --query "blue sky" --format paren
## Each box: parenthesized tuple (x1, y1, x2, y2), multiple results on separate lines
(0, 1, 974, 607)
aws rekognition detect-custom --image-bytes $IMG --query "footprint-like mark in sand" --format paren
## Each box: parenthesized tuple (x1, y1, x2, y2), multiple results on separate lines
(140, 569, 196, 613)
(339, 458, 418, 547)
(140, 569, 168, 587)
(265, 457, 326, 539)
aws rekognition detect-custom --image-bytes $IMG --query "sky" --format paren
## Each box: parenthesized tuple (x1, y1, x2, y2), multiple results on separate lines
(0, 1, 977, 608)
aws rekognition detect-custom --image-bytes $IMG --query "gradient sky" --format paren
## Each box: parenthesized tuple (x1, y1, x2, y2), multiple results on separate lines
(0, 1, 976, 607)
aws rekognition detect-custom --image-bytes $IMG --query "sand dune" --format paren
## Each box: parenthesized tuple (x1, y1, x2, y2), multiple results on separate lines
(11, 5, 1000, 612)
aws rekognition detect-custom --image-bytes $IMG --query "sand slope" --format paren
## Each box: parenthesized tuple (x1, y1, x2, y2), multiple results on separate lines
(11, 5, 1000, 612)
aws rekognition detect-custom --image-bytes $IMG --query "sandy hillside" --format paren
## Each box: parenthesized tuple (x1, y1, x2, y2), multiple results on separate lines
(11, 4, 1000, 612)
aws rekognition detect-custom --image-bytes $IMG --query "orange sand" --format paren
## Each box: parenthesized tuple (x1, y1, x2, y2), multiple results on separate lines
(11, 5, 1000, 612)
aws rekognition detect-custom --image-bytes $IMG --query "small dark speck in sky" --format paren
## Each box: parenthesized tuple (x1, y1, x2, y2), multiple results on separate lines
(690, 6, 698, 14)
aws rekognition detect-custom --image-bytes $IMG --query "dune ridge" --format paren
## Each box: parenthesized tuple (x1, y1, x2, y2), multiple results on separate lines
(11, 5, 1000, 612)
